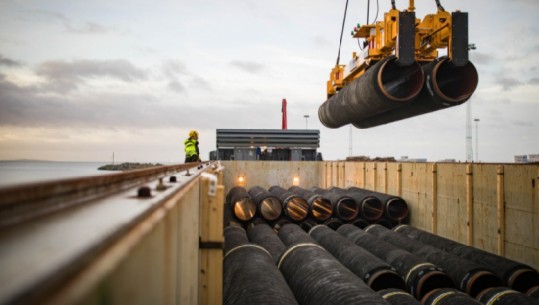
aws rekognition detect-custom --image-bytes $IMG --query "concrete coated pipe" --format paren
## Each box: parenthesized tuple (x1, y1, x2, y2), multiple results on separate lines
(248, 186, 283, 221)
(353, 57, 478, 128)
(366, 224, 502, 297)
(337, 224, 454, 299)
(421, 288, 482, 305)
(476, 287, 539, 305)
(394, 224, 539, 293)
(378, 288, 421, 305)
(268, 186, 309, 222)
(309, 225, 406, 291)
(288, 186, 333, 221)
(277, 224, 390, 305)
(319, 56, 424, 128)
(226, 186, 257, 221)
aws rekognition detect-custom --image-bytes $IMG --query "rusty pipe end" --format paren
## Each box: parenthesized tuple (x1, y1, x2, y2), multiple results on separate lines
(385, 198, 409, 221)
(508, 268, 539, 293)
(335, 196, 359, 221)
(378, 57, 424, 102)
(431, 58, 478, 104)
(414, 269, 455, 300)
(361, 197, 384, 221)
(368, 269, 406, 292)
(259, 197, 283, 221)
(233, 198, 257, 221)
(285, 197, 309, 222)
(464, 269, 503, 297)
(310, 197, 333, 221)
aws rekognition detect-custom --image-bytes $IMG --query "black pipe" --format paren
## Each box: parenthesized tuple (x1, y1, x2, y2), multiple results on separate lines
(224, 224, 299, 305)
(268, 186, 309, 222)
(366, 224, 502, 297)
(247, 223, 286, 265)
(353, 57, 478, 128)
(309, 225, 406, 291)
(271, 216, 292, 231)
(288, 186, 333, 221)
(248, 186, 283, 221)
(528, 286, 539, 301)
(330, 187, 384, 221)
(318, 56, 424, 128)
(422, 288, 482, 305)
(378, 288, 421, 305)
(476, 287, 539, 305)
(323, 217, 344, 230)
(337, 224, 454, 299)
(226, 186, 257, 221)
(394, 224, 539, 293)
(351, 217, 370, 229)
(374, 217, 395, 229)
(347, 187, 409, 221)
(223, 202, 241, 228)
(276, 224, 390, 305)
(311, 187, 359, 221)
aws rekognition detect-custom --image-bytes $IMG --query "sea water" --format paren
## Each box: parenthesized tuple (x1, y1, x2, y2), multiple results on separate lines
(0, 160, 112, 188)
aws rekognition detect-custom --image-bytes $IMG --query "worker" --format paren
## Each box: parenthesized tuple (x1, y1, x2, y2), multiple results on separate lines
(184, 130, 201, 163)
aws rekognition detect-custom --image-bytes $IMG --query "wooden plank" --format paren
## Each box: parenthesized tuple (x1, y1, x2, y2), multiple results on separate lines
(471, 164, 498, 253)
(432, 163, 438, 234)
(436, 163, 467, 243)
(466, 164, 474, 246)
(497, 165, 505, 256)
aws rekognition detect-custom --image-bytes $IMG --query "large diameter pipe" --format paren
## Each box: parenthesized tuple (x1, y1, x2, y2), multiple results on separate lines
(224, 225, 298, 305)
(528, 286, 539, 301)
(309, 225, 406, 291)
(337, 224, 454, 299)
(378, 288, 421, 305)
(395, 224, 539, 293)
(422, 288, 482, 305)
(319, 56, 424, 128)
(226, 186, 257, 221)
(347, 187, 409, 221)
(476, 287, 539, 305)
(311, 187, 359, 221)
(288, 186, 333, 221)
(247, 223, 286, 265)
(268, 186, 309, 222)
(366, 224, 502, 297)
(353, 57, 479, 128)
(330, 187, 384, 221)
(248, 186, 283, 221)
(276, 224, 390, 305)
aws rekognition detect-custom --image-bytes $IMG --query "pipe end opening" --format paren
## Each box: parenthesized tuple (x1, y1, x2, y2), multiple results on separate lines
(260, 197, 283, 221)
(233, 198, 257, 221)
(311, 198, 333, 221)
(336, 197, 359, 221)
(286, 197, 309, 221)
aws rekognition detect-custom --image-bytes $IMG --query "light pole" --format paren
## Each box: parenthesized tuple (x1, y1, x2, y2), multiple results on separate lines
(304, 115, 310, 129)
(474, 118, 480, 162)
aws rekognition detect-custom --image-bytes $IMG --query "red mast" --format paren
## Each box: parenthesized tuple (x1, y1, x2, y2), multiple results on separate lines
(281, 98, 287, 130)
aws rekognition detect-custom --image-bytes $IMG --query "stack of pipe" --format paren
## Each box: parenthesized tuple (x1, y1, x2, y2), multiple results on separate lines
(311, 187, 359, 221)
(248, 186, 283, 221)
(288, 186, 333, 221)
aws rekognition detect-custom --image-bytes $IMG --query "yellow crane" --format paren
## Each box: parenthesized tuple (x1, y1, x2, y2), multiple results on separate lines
(319, 0, 478, 129)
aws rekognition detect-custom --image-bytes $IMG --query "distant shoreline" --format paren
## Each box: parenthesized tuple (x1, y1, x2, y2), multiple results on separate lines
(98, 162, 163, 171)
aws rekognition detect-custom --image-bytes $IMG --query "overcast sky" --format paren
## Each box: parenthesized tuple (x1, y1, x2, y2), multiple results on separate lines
(0, 0, 538, 163)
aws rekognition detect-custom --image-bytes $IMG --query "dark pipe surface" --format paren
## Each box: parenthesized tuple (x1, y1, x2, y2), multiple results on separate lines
(330, 187, 384, 221)
(378, 288, 421, 305)
(223, 202, 241, 228)
(366, 224, 502, 297)
(351, 218, 370, 229)
(277, 224, 390, 305)
(395, 224, 539, 293)
(312, 187, 359, 221)
(288, 186, 333, 221)
(268, 186, 309, 222)
(319, 56, 424, 128)
(353, 57, 479, 128)
(421, 288, 482, 305)
(476, 287, 539, 305)
(323, 217, 344, 230)
(528, 286, 539, 301)
(347, 187, 409, 221)
(337, 224, 454, 299)
(227, 186, 257, 221)
(247, 223, 286, 265)
(248, 186, 283, 221)
(224, 226, 298, 305)
(309, 225, 406, 291)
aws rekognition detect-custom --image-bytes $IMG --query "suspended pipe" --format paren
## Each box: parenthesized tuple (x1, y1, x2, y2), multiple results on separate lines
(347, 187, 409, 221)
(353, 57, 479, 128)
(288, 186, 333, 221)
(377, 288, 421, 305)
(226, 186, 257, 221)
(224, 225, 298, 305)
(394, 224, 539, 293)
(337, 224, 454, 299)
(248, 186, 283, 221)
(318, 56, 424, 128)
(309, 225, 406, 291)
(421, 288, 482, 305)
(330, 187, 384, 221)
(247, 223, 287, 265)
(366, 224, 502, 297)
(476, 287, 539, 305)
(276, 224, 390, 305)
(311, 187, 359, 221)
(268, 186, 309, 222)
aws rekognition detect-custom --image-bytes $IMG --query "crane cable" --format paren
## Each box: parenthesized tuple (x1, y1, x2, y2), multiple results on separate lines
(336, 0, 349, 66)
(435, 0, 446, 11)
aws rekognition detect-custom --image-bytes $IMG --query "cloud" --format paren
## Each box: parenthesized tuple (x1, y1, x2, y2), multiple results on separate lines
(21, 9, 115, 34)
(35, 59, 148, 92)
(167, 80, 185, 93)
(494, 76, 522, 91)
(470, 51, 494, 65)
(0, 54, 23, 67)
(230, 60, 266, 74)
(162, 60, 188, 78)
(528, 77, 539, 85)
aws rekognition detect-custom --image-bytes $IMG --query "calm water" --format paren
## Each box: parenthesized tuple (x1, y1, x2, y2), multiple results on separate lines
(0, 160, 113, 188)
